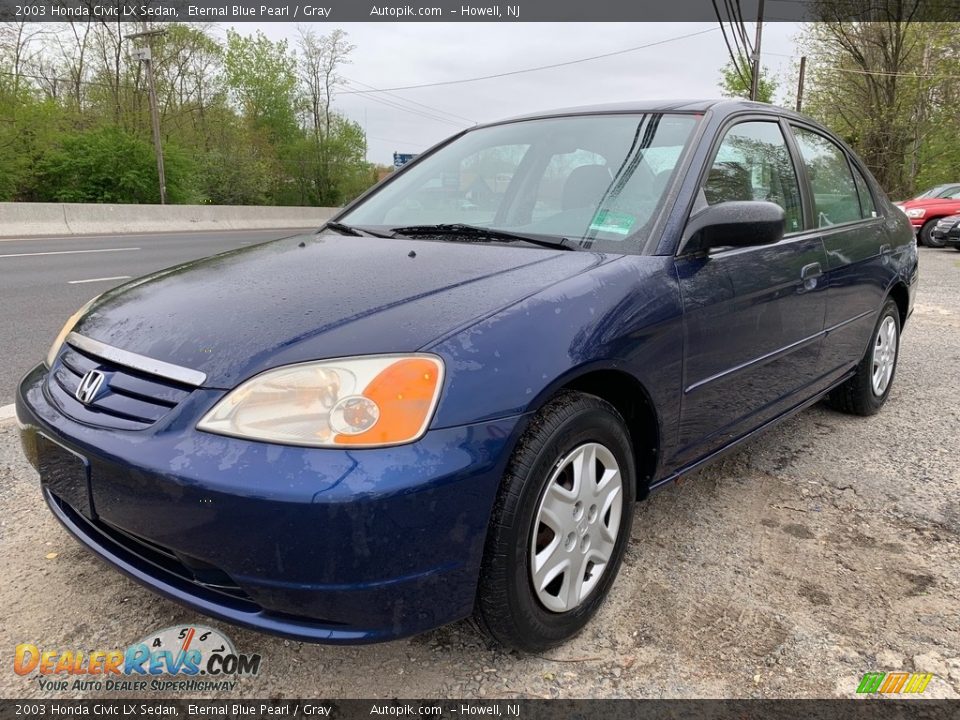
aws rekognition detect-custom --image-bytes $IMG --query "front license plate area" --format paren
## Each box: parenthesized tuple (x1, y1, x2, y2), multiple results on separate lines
(37, 434, 92, 518)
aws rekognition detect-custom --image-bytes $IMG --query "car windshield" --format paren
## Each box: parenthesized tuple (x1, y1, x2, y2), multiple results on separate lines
(341, 113, 700, 252)
(916, 184, 958, 199)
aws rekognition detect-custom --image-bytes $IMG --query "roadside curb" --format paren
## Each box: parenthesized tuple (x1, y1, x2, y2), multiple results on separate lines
(0, 226, 320, 243)
(0, 202, 337, 239)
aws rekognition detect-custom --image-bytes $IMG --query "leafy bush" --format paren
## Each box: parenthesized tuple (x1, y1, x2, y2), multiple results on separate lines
(34, 126, 197, 204)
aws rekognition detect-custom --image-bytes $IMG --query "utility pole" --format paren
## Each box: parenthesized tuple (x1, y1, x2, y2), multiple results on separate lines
(909, 44, 931, 188)
(126, 28, 167, 205)
(749, 0, 765, 101)
(796, 56, 807, 112)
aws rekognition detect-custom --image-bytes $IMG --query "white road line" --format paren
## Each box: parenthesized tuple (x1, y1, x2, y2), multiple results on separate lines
(0, 247, 140, 259)
(68, 275, 132, 285)
(0, 403, 15, 422)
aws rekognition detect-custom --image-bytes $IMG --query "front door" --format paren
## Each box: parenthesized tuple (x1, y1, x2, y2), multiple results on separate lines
(673, 118, 828, 467)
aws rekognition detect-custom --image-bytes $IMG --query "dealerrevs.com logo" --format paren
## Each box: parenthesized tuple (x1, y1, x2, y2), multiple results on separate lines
(14, 625, 262, 693)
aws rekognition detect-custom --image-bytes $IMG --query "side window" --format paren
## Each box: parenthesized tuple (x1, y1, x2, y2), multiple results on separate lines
(791, 127, 861, 227)
(851, 165, 877, 219)
(705, 121, 804, 233)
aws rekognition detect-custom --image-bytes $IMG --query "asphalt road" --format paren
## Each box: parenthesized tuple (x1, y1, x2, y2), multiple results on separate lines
(0, 228, 317, 405)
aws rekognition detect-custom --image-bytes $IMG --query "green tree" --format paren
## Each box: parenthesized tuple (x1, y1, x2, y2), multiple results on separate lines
(223, 30, 299, 143)
(717, 55, 778, 103)
(0, 23, 378, 206)
(796, 5, 960, 198)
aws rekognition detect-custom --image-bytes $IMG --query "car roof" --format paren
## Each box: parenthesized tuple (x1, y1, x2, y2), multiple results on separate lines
(498, 98, 807, 123)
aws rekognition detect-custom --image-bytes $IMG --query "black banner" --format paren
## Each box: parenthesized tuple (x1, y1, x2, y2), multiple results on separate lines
(1, 0, 959, 22)
(1, 700, 959, 720)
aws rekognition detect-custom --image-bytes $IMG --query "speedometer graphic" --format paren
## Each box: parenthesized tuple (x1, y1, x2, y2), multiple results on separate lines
(133, 624, 236, 673)
(128, 624, 260, 677)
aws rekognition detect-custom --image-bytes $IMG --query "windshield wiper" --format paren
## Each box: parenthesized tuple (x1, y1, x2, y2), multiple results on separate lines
(323, 221, 393, 238)
(390, 223, 575, 251)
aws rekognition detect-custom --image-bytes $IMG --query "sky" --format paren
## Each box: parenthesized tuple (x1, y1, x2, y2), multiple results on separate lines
(241, 22, 805, 165)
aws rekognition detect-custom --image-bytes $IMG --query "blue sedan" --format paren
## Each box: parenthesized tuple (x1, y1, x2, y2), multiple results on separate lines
(17, 99, 918, 651)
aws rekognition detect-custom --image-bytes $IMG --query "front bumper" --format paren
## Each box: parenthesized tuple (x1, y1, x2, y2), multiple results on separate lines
(931, 226, 960, 248)
(17, 364, 522, 643)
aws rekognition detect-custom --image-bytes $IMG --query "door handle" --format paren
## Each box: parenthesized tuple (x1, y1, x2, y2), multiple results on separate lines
(880, 243, 892, 265)
(800, 262, 822, 292)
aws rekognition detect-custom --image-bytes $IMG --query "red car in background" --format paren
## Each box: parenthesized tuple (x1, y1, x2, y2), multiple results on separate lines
(894, 184, 960, 247)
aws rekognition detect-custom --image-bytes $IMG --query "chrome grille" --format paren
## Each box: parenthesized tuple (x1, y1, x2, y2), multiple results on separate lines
(47, 341, 194, 430)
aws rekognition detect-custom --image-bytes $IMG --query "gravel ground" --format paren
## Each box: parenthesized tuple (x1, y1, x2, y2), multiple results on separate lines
(1, 247, 958, 700)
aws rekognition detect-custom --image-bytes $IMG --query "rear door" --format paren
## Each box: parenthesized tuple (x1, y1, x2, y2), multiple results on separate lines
(788, 124, 890, 381)
(673, 117, 828, 467)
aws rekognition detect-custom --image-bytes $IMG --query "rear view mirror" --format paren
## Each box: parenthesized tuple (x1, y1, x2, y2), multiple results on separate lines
(682, 201, 785, 253)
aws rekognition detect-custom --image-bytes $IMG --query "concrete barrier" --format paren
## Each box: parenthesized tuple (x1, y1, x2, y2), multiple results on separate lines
(0, 203, 339, 238)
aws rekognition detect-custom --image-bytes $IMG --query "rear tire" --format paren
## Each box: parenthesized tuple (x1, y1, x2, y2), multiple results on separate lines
(474, 391, 636, 652)
(827, 299, 901, 416)
(919, 219, 945, 247)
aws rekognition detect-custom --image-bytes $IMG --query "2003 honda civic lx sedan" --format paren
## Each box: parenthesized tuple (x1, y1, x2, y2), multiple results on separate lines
(17, 99, 917, 651)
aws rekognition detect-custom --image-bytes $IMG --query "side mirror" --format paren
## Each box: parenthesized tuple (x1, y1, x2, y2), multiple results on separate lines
(682, 201, 785, 253)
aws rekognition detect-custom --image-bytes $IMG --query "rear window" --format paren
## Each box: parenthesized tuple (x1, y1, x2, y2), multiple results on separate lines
(851, 165, 877, 219)
(791, 126, 862, 228)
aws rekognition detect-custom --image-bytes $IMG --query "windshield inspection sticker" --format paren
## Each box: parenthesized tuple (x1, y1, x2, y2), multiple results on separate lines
(588, 210, 636, 235)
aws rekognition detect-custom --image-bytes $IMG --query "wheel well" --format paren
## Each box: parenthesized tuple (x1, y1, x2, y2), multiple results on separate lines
(888, 282, 909, 328)
(560, 370, 659, 499)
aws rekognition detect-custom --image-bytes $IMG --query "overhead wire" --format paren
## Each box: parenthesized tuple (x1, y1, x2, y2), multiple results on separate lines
(341, 76, 477, 125)
(341, 80, 466, 127)
(339, 27, 720, 95)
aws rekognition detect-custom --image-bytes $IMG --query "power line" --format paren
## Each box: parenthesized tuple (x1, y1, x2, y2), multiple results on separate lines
(366, 133, 423, 148)
(827, 65, 960, 79)
(342, 76, 477, 125)
(757, 54, 960, 79)
(0, 69, 474, 127)
(0, 69, 124, 91)
(340, 27, 720, 95)
(342, 80, 465, 126)
(341, 80, 467, 128)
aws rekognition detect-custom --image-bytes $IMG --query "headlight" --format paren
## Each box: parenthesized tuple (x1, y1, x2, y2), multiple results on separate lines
(197, 355, 444, 448)
(45, 295, 101, 368)
(905, 208, 926, 218)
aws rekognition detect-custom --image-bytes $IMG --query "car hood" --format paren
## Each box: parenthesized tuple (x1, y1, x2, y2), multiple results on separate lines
(901, 198, 960, 211)
(73, 233, 608, 388)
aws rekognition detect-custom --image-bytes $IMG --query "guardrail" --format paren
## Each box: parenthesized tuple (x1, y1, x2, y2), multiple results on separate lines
(0, 203, 339, 238)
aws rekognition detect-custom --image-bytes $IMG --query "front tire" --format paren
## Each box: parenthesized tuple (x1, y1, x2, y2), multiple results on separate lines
(919, 219, 945, 247)
(474, 391, 636, 652)
(827, 299, 901, 416)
